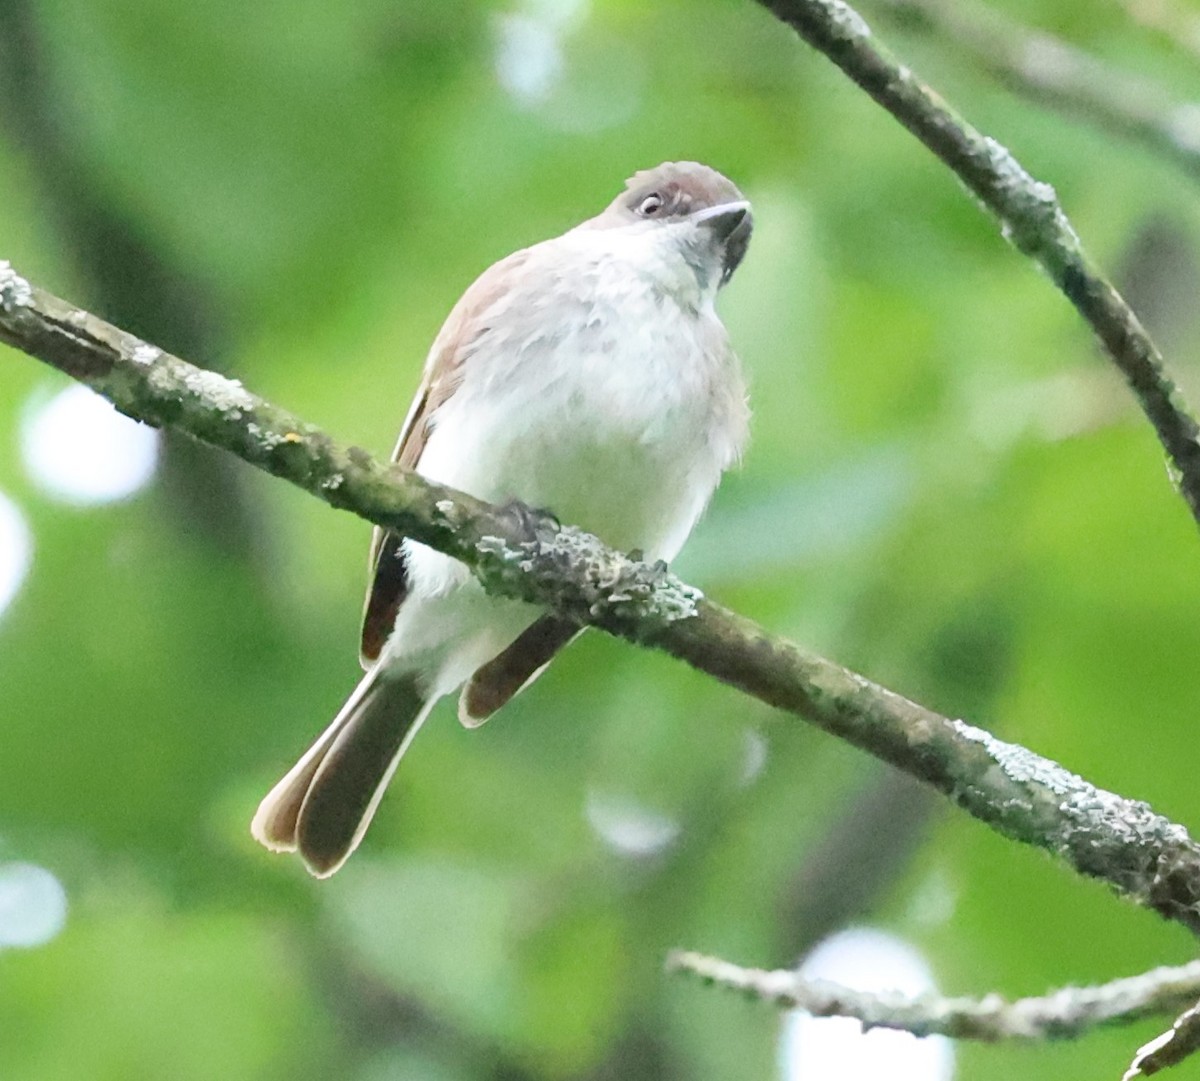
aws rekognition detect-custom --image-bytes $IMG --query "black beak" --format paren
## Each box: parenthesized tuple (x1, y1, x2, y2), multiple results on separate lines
(694, 200, 753, 284)
(694, 200, 751, 242)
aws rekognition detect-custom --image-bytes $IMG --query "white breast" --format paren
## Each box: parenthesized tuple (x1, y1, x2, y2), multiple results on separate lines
(416, 227, 747, 563)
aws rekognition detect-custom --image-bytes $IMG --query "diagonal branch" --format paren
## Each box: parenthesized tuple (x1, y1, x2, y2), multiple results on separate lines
(875, 0, 1200, 184)
(5, 261, 1200, 934)
(668, 950, 1200, 1042)
(756, 0, 1200, 530)
(1126, 999, 1200, 1078)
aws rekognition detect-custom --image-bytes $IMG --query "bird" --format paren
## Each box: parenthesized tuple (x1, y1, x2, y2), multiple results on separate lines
(251, 161, 753, 877)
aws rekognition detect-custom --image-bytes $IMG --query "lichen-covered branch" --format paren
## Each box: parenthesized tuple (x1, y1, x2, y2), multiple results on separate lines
(668, 950, 1200, 1042)
(756, 0, 1200, 531)
(875, 0, 1200, 183)
(5, 262, 1200, 934)
(7, 265, 1200, 931)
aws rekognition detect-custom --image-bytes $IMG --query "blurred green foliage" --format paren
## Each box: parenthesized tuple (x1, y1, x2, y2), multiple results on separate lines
(3, 0, 1200, 1077)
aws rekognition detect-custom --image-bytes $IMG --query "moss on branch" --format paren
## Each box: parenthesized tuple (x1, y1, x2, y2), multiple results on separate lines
(5, 260, 1200, 935)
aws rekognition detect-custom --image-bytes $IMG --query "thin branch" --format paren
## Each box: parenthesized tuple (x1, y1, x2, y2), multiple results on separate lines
(6, 263, 1200, 934)
(875, 0, 1200, 183)
(756, 0, 1200, 531)
(1126, 999, 1200, 1077)
(667, 950, 1200, 1042)
(778, 769, 935, 956)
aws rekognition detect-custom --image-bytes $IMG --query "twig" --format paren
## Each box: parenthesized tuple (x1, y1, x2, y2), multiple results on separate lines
(778, 769, 935, 955)
(668, 950, 1200, 1042)
(876, 0, 1200, 183)
(755, 0, 1200, 531)
(5, 262, 1200, 934)
(1126, 999, 1200, 1077)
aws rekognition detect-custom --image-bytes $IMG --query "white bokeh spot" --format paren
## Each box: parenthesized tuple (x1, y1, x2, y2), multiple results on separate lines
(780, 928, 955, 1081)
(22, 384, 159, 505)
(585, 787, 681, 857)
(494, 0, 640, 133)
(495, 13, 564, 105)
(740, 727, 768, 787)
(0, 493, 32, 621)
(0, 862, 68, 949)
(494, 0, 587, 105)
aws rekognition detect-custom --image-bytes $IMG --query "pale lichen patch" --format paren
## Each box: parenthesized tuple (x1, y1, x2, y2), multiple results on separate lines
(0, 261, 33, 312)
(978, 137, 1080, 254)
(828, 0, 872, 40)
(951, 717, 1193, 900)
(246, 422, 288, 450)
(180, 368, 255, 412)
(131, 342, 162, 367)
(980, 138, 1054, 206)
(474, 526, 702, 629)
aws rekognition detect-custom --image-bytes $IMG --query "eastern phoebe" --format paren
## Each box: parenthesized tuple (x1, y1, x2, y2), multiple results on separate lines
(252, 161, 753, 876)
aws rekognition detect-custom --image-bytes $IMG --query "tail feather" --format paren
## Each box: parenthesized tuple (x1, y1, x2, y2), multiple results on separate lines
(251, 668, 431, 877)
(251, 668, 382, 854)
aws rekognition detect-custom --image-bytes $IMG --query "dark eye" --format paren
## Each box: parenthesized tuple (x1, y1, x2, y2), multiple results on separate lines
(636, 192, 665, 217)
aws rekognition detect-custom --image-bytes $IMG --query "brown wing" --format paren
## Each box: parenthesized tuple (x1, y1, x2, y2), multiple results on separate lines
(358, 378, 437, 666)
(458, 615, 582, 726)
(359, 247, 535, 667)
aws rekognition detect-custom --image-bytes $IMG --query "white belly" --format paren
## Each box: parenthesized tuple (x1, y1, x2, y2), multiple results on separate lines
(383, 228, 748, 692)
(419, 283, 742, 555)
